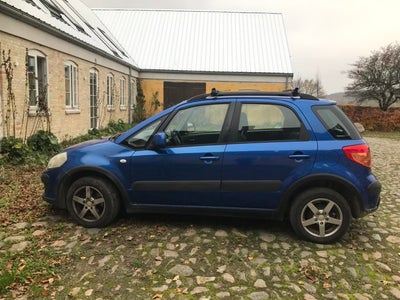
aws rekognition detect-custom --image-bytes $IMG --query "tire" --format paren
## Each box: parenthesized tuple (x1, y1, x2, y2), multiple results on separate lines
(66, 177, 120, 228)
(289, 188, 351, 244)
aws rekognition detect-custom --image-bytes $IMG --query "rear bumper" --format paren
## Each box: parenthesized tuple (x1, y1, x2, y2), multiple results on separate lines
(365, 180, 381, 213)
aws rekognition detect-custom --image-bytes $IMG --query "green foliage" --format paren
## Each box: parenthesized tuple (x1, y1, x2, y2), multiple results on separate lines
(27, 130, 60, 154)
(0, 137, 30, 164)
(150, 91, 161, 111)
(132, 80, 147, 122)
(61, 119, 134, 148)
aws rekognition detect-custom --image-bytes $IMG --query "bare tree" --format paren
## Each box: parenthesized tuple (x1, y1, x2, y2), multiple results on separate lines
(346, 43, 400, 111)
(292, 77, 327, 98)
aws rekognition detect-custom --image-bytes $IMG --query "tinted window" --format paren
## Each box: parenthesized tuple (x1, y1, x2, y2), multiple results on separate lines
(313, 105, 361, 140)
(238, 103, 304, 142)
(165, 104, 229, 146)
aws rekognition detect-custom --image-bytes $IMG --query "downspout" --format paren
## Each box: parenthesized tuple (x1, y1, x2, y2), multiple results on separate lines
(128, 66, 132, 123)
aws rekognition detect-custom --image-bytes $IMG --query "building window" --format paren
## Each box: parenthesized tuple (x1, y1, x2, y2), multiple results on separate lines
(130, 78, 136, 109)
(27, 49, 48, 113)
(120, 77, 126, 109)
(107, 73, 114, 110)
(90, 68, 99, 129)
(65, 61, 79, 110)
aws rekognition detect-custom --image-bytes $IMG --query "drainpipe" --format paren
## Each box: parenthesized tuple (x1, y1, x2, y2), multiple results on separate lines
(128, 67, 132, 123)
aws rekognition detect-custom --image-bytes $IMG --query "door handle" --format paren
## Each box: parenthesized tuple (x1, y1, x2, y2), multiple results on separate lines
(200, 154, 220, 164)
(289, 152, 310, 162)
(289, 154, 310, 159)
(200, 156, 219, 161)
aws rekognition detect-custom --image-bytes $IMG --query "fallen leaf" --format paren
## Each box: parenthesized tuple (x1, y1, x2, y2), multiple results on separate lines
(323, 282, 332, 289)
(152, 293, 163, 299)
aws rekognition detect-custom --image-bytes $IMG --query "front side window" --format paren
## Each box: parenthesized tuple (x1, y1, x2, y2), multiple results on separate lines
(107, 73, 114, 109)
(237, 103, 304, 142)
(65, 61, 78, 109)
(27, 50, 48, 112)
(164, 104, 229, 146)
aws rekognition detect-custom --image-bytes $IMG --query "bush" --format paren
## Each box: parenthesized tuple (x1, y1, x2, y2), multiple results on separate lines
(27, 130, 60, 154)
(0, 137, 30, 164)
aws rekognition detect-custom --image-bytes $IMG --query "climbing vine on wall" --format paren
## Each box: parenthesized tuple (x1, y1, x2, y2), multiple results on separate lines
(1, 49, 17, 137)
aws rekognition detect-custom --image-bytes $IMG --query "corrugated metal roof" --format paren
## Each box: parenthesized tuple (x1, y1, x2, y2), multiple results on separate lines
(93, 9, 292, 75)
(0, 0, 136, 66)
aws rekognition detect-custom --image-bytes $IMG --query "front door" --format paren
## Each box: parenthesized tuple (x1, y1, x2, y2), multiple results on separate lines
(130, 102, 230, 206)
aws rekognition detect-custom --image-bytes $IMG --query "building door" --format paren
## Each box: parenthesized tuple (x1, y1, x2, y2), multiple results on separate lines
(89, 69, 99, 129)
(164, 82, 206, 108)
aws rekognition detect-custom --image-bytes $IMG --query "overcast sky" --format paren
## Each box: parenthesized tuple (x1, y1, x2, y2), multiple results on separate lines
(81, 0, 400, 94)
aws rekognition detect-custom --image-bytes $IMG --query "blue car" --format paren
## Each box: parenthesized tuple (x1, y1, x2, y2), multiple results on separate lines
(41, 89, 381, 243)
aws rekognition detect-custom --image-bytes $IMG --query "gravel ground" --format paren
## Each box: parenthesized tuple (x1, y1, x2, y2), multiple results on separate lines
(1, 137, 400, 300)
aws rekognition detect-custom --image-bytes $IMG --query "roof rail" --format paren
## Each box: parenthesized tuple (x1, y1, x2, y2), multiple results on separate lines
(188, 88, 319, 102)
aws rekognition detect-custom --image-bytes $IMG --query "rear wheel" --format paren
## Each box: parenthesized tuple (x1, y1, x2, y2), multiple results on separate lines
(66, 177, 120, 228)
(289, 188, 351, 243)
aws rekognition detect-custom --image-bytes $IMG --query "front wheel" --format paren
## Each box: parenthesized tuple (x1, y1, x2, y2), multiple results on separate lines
(66, 177, 120, 228)
(289, 188, 351, 244)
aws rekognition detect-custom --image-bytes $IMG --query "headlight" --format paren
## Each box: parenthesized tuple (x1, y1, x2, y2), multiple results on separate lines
(47, 152, 67, 169)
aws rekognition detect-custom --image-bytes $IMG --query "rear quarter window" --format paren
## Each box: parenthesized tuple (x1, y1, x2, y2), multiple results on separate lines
(313, 105, 361, 140)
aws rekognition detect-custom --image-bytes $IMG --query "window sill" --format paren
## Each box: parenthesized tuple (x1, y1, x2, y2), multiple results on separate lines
(28, 109, 51, 117)
(65, 109, 80, 115)
(107, 105, 115, 112)
(120, 105, 127, 111)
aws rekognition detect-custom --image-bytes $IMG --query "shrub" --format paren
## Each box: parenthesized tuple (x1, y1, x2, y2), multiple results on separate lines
(27, 130, 60, 154)
(0, 137, 30, 164)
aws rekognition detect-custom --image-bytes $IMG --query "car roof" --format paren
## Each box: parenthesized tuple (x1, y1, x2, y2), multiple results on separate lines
(187, 88, 320, 103)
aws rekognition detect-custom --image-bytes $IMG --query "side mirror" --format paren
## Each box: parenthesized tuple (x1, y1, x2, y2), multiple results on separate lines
(152, 132, 166, 149)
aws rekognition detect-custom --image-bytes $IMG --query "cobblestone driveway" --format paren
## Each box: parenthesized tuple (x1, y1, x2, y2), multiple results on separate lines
(2, 137, 400, 299)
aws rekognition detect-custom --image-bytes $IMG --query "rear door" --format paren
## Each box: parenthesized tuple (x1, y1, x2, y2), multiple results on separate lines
(221, 101, 317, 210)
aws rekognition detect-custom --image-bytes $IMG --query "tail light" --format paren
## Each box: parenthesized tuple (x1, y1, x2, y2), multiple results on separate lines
(342, 144, 371, 168)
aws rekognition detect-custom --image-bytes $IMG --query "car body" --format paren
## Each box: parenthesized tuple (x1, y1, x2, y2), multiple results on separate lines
(41, 89, 381, 243)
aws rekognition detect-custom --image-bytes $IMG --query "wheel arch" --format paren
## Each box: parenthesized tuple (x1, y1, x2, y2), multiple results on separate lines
(280, 174, 364, 219)
(57, 166, 130, 210)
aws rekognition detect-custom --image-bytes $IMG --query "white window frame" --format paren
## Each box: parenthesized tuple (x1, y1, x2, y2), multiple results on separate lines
(89, 68, 99, 129)
(120, 76, 126, 110)
(107, 73, 114, 110)
(130, 78, 136, 109)
(27, 49, 49, 115)
(65, 61, 79, 112)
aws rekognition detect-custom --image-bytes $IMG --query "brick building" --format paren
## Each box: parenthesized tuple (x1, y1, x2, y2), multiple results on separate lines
(0, 1, 293, 141)
(0, 0, 138, 141)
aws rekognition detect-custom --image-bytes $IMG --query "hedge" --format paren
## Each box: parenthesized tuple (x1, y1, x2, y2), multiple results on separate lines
(340, 106, 400, 131)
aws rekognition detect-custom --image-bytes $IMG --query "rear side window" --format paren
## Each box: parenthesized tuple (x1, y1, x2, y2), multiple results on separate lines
(237, 103, 307, 142)
(313, 105, 361, 140)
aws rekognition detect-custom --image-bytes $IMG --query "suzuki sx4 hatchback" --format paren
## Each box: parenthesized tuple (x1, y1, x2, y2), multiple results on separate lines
(42, 90, 381, 243)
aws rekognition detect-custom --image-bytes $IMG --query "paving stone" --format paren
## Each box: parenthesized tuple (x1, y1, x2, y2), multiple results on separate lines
(168, 264, 194, 277)
(10, 241, 30, 252)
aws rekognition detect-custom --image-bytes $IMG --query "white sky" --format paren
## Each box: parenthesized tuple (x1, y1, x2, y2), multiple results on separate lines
(81, 0, 400, 94)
